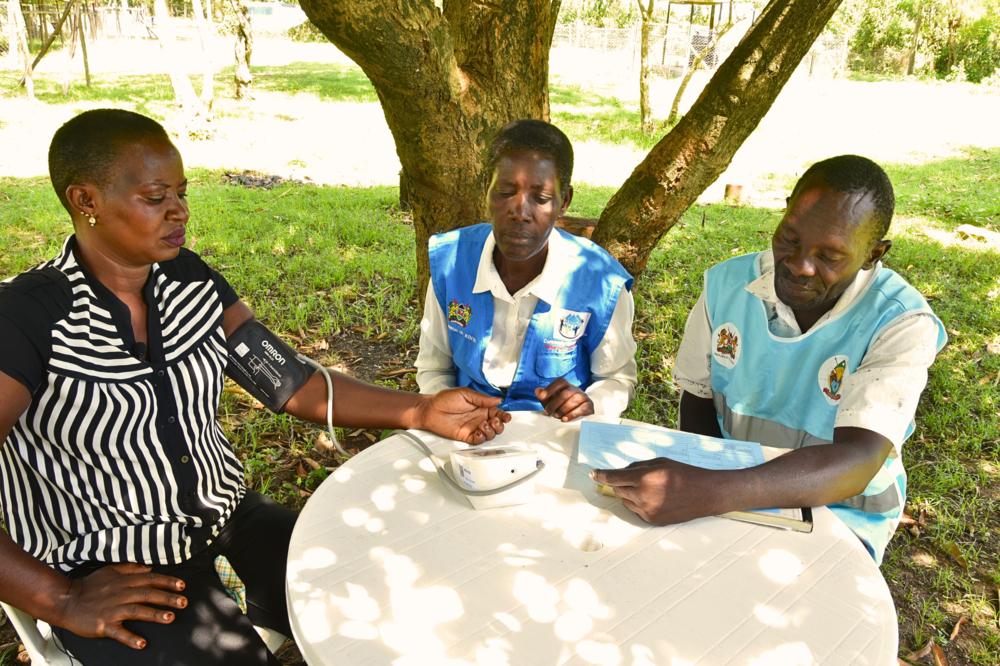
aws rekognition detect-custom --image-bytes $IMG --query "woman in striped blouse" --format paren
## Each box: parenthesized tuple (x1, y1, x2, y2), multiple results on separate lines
(0, 109, 509, 665)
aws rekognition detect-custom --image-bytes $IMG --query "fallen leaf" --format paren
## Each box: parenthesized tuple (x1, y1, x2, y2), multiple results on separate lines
(296, 462, 307, 479)
(316, 339, 330, 351)
(16, 646, 29, 663)
(899, 512, 917, 526)
(943, 542, 968, 569)
(905, 638, 934, 661)
(314, 432, 335, 451)
(297, 488, 313, 498)
(348, 429, 364, 437)
(931, 643, 948, 666)
(948, 616, 966, 641)
(303, 457, 321, 471)
(364, 432, 377, 443)
(374, 331, 389, 341)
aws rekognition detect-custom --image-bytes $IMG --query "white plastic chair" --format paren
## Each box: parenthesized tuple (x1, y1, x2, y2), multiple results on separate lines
(1, 601, 287, 665)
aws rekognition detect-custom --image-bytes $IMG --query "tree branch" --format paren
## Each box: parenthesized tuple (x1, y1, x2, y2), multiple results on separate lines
(300, 0, 459, 100)
(593, 0, 844, 275)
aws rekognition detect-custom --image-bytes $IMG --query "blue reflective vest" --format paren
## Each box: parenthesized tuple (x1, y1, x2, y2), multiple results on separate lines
(429, 223, 632, 411)
(705, 252, 946, 563)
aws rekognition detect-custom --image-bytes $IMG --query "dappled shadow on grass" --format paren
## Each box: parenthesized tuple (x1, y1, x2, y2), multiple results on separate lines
(0, 71, 174, 111)
(889, 147, 1000, 229)
(250, 62, 378, 103)
(550, 82, 673, 150)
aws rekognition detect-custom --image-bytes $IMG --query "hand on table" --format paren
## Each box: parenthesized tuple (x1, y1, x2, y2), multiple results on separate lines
(535, 378, 594, 421)
(55, 563, 188, 650)
(591, 458, 720, 525)
(418, 387, 511, 444)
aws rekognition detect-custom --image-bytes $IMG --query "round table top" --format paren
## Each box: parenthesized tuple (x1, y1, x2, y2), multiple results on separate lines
(286, 412, 898, 666)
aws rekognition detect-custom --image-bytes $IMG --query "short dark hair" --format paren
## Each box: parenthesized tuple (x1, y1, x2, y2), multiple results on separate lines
(486, 119, 574, 196)
(48, 108, 172, 212)
(792, 154, 895, 242)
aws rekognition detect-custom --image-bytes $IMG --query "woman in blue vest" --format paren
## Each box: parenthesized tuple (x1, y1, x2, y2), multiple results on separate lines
(416, 120, 638, 420)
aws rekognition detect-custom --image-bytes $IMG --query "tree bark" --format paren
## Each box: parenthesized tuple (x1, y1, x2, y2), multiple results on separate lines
(298, 0, 561, 291)
(8, 0, 34, 99)
(592, 0, 844, 277)
(637, 0, 654, 134)
(231, 0, 252, 99)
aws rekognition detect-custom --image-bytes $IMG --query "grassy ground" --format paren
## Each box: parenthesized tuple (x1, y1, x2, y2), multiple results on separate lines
(0, 148, 996, 665)
(1, 59, 998, 664)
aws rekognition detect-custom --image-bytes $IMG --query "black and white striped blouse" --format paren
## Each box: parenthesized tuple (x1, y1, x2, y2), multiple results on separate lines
(0, 236, 246, 572)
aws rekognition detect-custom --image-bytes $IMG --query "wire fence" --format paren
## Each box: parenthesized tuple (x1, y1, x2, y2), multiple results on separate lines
(553, 15, 849, 80)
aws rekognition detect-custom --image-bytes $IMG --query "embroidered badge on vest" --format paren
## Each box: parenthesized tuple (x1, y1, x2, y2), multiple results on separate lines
(818, 355, 849, 404)
(712, 323, 742, 368)
(448, 300, 472, 328)
(554, 309, 591, 341)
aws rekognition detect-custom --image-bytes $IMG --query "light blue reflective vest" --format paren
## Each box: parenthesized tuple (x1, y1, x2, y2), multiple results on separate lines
(429, 223, 632, 411)
(705, 253, 946, 563)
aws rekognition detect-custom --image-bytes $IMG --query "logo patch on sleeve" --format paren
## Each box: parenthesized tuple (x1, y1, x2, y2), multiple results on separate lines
(711, 322, 742, 368)
(818, 355, 849, 405)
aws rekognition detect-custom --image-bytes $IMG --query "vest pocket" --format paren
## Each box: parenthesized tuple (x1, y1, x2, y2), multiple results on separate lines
(535, 348, 579, 379)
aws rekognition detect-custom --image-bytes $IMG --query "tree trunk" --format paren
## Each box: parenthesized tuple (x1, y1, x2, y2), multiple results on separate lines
(907, 1, 922, 76)
(666, 21, 733, 126)
(231, 0, 252, 99)
(62, 5, 79, 94)
(592, 0, 843, 277)
(638, 0, 654, 134)
(8, 0, 34, 99)
(153, 0, 201, 116)
(77, 3, 91, 86)
(190, 0, 214, 108)
(299, 0, 560, 292)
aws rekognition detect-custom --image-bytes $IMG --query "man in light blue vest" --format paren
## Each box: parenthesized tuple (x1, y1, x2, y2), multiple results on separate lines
(592, 155, 946, 563)
(416, 120, 637, 419)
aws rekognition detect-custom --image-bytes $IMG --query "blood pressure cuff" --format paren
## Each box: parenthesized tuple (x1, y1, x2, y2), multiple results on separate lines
(226, 319, 314, 412)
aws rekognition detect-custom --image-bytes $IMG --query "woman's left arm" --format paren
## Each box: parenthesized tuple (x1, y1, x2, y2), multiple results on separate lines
(222, 300, 509, 444)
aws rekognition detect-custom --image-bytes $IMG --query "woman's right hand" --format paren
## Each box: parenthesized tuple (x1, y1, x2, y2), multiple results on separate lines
(55, 563, 188, 650)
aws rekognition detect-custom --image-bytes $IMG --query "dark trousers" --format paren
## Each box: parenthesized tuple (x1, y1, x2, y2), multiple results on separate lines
(53, 491, 298, 666)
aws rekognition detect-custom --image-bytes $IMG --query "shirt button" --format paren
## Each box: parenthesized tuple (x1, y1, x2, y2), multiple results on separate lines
(180, 455, 190, 463)
(157, 370, 165, 377)
(167, 416, 176, 424)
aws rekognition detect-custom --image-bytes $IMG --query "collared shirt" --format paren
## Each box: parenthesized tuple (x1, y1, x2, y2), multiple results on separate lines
(417, 229, 637, 417)
(0, 237, 245, 572)
(674, 250, 941, 451)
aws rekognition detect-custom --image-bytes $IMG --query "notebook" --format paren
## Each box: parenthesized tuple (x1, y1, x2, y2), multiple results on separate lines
(578, 420, 813, 533)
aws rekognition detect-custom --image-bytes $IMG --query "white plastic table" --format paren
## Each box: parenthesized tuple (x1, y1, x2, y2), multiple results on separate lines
(286, 412, 898, 665)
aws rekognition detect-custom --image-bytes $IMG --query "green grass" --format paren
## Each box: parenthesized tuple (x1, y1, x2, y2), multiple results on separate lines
(550, 82, 671, 150)
(1, 62, 670, 148)
(0, 64, 997, 663)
